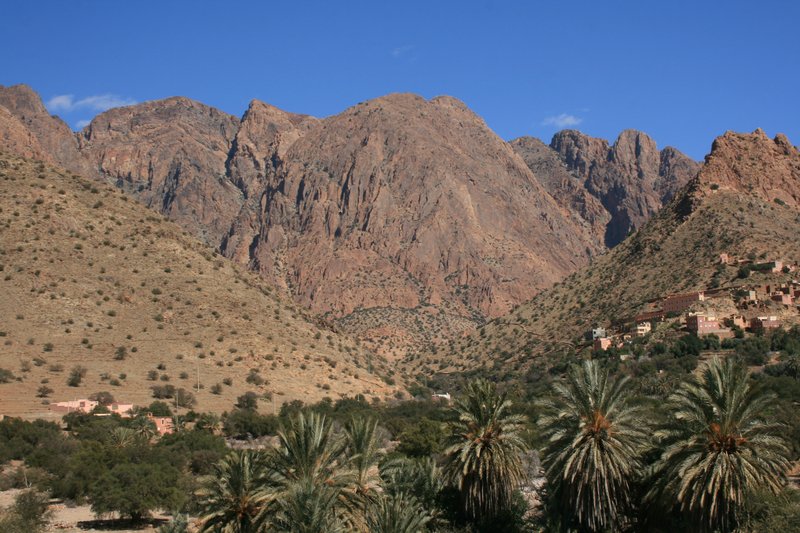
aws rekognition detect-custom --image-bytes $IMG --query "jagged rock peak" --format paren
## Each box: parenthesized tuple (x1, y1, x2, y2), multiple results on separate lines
(543, 128, 699, 247)
(80, 96, 239, 141)
(0, 84, 91, 175)
(696, 129, 800, 206)
(243, 98, 316, 125)
(0, 84, 49, 116)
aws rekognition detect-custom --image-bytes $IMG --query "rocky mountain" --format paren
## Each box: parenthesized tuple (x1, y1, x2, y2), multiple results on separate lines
(512, 130, 699, 247)
(0, 84, 92, 176)
(0, 105, 52, 163)
(0, 152, 399, 418)
(432, 130, 800, 377)
(509, 136, 610, 248)
(77, 97, 243, 244)
(233, 94, 601, 321)
(687, 128, 800, 207)
(0, 85, 612, 356)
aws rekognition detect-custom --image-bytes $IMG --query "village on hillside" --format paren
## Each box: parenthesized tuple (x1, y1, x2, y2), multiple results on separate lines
(592, 255, 800, 354)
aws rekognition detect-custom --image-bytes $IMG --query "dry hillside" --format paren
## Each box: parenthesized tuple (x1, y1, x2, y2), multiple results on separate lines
(0, 153, 400, 419)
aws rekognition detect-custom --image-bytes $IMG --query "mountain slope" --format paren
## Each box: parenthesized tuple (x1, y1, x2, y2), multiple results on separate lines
(514, 130, 699, 247)
(509, 136, 610, 248)
(77, 96, 243, 245)
(236, 94, 601, 321)
(0, 152, 399, 419)
(433, 130, 800, 374)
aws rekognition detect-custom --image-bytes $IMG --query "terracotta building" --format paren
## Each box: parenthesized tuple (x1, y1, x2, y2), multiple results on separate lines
(663, 292, 705, 314)
(771, 292, 794, 306)
(635, 310, 665, 322)
(147, 414, 175, 435)
(750, 316, 781, 332)
(50, 399, 98, 414)
(686, 314, 733, 338)
(594, 338, 613, 352)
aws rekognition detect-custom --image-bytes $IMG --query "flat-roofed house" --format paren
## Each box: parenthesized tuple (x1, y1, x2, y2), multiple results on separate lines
(663, 292, 705, 314)
(750, 316, 781, 332)
(50, 399, 99, 414)
(593, 338, 613, 352)
(686, 314, 734, 338)
(634, 322, 652, 337)
(147, 414, 175, 435)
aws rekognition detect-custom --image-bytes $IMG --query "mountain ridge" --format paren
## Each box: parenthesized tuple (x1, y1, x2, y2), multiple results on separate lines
(0, 83, 698, 356)
(512, 128, 700, 247)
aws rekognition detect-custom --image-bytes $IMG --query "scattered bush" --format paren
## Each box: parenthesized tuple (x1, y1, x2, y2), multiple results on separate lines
(67, 366, 87, 387)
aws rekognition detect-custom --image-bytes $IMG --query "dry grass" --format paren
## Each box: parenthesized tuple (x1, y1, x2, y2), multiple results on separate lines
(0, 153, 402, 419)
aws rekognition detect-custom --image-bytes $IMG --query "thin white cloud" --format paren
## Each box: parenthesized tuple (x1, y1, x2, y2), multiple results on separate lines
(391, 45, 414, 58)
(541, 113, 583, 128)
(75, 119, 91, 129)
(46, 93, 137, 113)
(47, 94, 75, 111)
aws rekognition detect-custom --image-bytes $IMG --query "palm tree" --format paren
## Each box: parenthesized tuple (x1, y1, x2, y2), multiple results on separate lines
(129, 415, 157, 441)
(197, 450, 271, 533)
(649, 357, 790, 532)
(381, 457, 444, 526)
(538, 359, 650, 532)
(443, 379, 529, 523)
(107, 426, 142, 448)
(265, 412, 357, 529)
(343, 416, 384, 504)
(381, 455, 444, 503)
(267, 478, 348, 533)
(366, 492, 431, 533)
(196, 412, 222, 433)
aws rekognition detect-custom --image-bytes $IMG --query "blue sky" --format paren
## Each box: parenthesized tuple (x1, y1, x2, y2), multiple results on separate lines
(1, 1, 797, 159)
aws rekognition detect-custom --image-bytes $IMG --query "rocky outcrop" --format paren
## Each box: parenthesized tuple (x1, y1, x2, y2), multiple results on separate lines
(547, 129, 699, 246)
(221, 101, 319, 264)
(0, 105, 52, 162)
(691, 129, 800, 206)
(510, 136, 610, 247)
(0, 84, 91, 175)
(77, 97, 242, 244)
(226, 100, 319, 199)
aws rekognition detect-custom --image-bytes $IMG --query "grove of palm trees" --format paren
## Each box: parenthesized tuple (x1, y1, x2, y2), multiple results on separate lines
(184, 357, 794, 532)
(2, 341, 799, 532)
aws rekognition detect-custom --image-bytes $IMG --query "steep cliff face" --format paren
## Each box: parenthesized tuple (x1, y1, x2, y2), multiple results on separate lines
(0, 84, 91, 175)
(240, 94, 601, 319)
(221, 100, 319, 265)
(0, 105, 52, 162)
(77, 97, 242, 244)
(548, 129, 699, 246)
(226, 99, 319, 199)
(509, 136, 610, 247)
